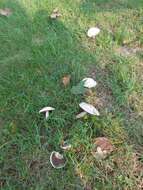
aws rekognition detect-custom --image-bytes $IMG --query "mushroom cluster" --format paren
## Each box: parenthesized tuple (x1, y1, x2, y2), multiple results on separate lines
(37, 22, 102, 169)
(39, 77, 100, 168)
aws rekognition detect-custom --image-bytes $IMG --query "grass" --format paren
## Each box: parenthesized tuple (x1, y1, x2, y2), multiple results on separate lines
(0, 0, 143, 189)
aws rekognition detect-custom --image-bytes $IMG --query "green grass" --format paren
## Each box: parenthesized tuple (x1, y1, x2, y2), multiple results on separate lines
(0, 0, 143, 189)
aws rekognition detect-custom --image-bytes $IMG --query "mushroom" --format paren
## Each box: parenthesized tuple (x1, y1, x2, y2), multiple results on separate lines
(0, 8, 12, 17)
(87, 27, 100, 38)
(76, 111, 87, 119)
(61, 141, 72, 150)
(92, 146, 107, 160)
(50, 151, 66, 169)
(82, 78, 97, 88)
(50, 8, 61, 19)
(92, 137, 114, 160)
(39, 107, 55, 119)
(79, 102, 100, 116)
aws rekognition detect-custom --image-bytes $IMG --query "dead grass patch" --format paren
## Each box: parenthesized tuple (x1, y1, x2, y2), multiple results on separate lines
(116, 46, 143, 57)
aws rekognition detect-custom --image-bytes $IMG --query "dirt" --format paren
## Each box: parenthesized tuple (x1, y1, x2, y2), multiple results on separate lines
(116, 46, 142, 57)
(85, 67, 114, 112)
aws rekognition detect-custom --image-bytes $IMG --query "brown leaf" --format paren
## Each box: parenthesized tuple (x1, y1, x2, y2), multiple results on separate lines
(0, 8, 12, 17)
(50, 8, 61, 19)
(62, 75, 71, 87)
(94, 137, 114, 154)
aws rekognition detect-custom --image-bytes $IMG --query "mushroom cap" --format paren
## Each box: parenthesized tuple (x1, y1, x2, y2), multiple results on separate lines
(79, 102, 100, 116)
(95, 137, 114, 153)
(93, 146, 107, 160)
(87, 27, 100, 38)
(82, 78, 97, 88)
(50, 151, 66, 169)
(0, 8, 12, 16)
(39, 107, 55, 113)
(61, 141, 72, 150)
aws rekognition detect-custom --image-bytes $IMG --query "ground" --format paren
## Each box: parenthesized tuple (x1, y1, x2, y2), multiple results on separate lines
(0, 0, 143, 189)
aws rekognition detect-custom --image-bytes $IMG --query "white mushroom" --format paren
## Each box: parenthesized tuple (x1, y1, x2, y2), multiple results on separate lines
(82, 78, 97, 88)
(61, 141, 72, 150)
(45, 111, 49, 119)
(0, 8, 12, 17)
(50, 8, 61, 19)
(93, 147, 107, 160)
(39, 107, 55, 119)
(79, 102, 100, 116)
(76, 111, 87, 119)
(87, 27, 100, 38)
(50, 151, 66, 169)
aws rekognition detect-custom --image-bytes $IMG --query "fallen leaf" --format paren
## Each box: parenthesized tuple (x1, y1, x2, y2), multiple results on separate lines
(62, 75, 71, 87)
(50, 8, 61, 19)
(87, 27, 100, 38)
(0, 8, 12, 17)
(50, 151, 66, 169)
(79, 102, 100, 116)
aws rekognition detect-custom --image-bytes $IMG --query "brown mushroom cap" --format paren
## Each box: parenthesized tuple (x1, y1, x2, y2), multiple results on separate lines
(94, 137, 114, 154)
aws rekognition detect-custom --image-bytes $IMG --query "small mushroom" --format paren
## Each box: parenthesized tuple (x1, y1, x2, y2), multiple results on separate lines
(50, 8, 61, 19)
(39, 107, 55, 119)
(92, 137, 114, 160)
(92, 146, 107, 160)
(50, 151, 66, 169)
(87, 27, 100, 38)
(79, 102, 100, 116)
(61, 141, 72, 150)
(82, 78, 97, 88)
(95, 137, 114, 154)
(0, 8, 12, 17)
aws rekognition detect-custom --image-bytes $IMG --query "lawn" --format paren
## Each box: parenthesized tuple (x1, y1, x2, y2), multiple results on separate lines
(0, 0, 143, 189)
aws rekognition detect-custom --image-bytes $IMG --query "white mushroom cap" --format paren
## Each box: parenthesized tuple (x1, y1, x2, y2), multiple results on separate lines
(61, 141, 72, 150)
(79, 102, 100, 116)
(50, 151, 66, 169)
(82, 78, 97, 88)
(39, 107, 55, 113)
(87, 27, 100, 38)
